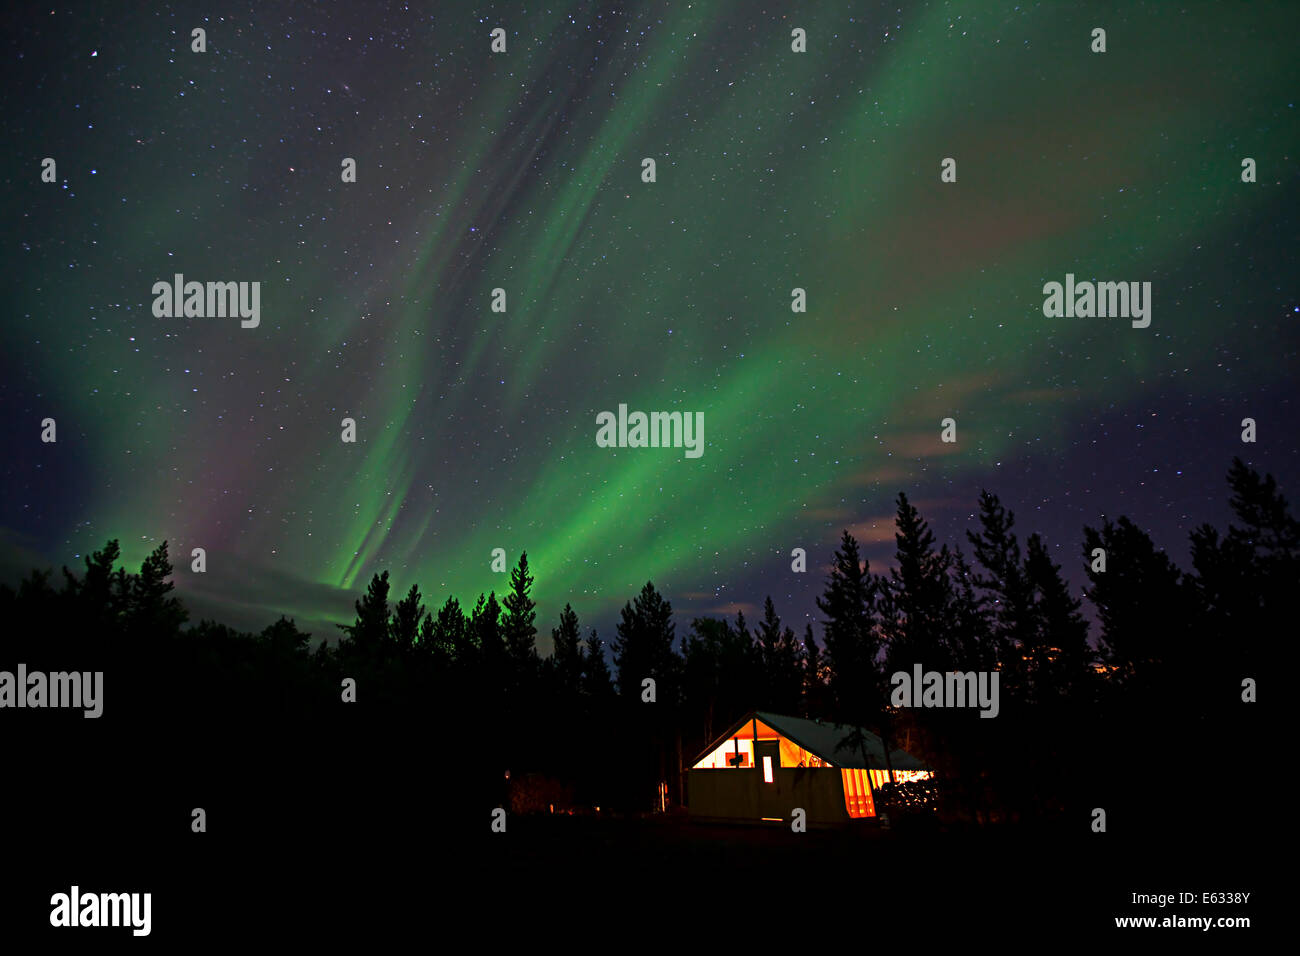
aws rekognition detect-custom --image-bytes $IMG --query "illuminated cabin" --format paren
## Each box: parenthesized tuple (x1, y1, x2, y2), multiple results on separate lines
(687, 711, 931, 826)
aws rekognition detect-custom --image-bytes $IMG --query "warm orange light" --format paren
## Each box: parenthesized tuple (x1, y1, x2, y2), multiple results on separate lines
(868, 769, 934, 789)
(693, 737, 754, 769)
(840, 769, 877, 818)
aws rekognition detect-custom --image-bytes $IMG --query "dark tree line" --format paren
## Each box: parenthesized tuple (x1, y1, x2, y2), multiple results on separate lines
(0, 458, 1283, 825)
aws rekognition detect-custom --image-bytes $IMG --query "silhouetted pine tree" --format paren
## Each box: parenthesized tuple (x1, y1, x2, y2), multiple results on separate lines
(612, 582, 678, 701)
(580, 628, 616, 807)
(924, 545, 1001, 822)
(582, 629, 615, 699)
(801, 623, 828, 717)
(815, 530, 881, 725)
(1083, 517, 1191, 699)
(878, 494, 966, 792)
(501, 551, 539, 669)
(612, 581, 680, 808)
(261, 615, 311, 655)
(755, 596, 802, 714)
(62, 538, 128, 635)
(682, 615, 758, 754)
(966, 491, 1033, 698)
(539, 602, 584, 791)
(1190, 457, 1297, 686)
(416, 613, 443, 668)
(432, 595, 469, 664)
(732, 608, 752, 663)
(880, 492, 956, 675)
(472, 591, 503, 672)
(338, 570, 392, 657)
(255, 617, 315, 716)
(948, 547, 995, 670)
(130, 541, 188, 638)
(390, 583, 425, 652)
(551, 602, 584, 697)
(1023, 533, 1092, 702)
(816, 529, 894, 785)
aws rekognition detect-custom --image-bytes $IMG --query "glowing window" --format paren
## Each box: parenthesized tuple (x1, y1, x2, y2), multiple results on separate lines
(762, 756, 774, 783)
(692, 738, 753, 769)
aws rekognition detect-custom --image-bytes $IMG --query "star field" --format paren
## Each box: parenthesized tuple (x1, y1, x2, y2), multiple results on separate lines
(2, 1, 1296, 643)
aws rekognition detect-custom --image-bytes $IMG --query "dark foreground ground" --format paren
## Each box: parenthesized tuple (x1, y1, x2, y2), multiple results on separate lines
(3, 709, 1269, 947)
(5, 812, 1265, 945)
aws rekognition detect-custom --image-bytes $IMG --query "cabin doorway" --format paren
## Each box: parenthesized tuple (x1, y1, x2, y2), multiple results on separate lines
(755, 740, 781, 821)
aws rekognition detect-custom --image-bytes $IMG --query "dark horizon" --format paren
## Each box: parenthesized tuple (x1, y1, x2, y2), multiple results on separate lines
(2, 452, 1282, 657)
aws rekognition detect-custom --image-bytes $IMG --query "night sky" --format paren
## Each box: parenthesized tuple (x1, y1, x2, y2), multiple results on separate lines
(3, 2, 1297, 647)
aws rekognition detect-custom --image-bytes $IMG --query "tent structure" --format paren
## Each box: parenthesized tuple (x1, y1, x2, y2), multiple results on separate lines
(686, 711, 932, 825)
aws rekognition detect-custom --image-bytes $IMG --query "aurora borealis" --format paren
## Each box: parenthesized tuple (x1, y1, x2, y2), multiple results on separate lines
(3, 1, 1297, 645)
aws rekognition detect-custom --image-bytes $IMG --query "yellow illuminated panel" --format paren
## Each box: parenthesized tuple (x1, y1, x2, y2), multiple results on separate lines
(692, 738, 753, 769)
(840, 769, 876, 818)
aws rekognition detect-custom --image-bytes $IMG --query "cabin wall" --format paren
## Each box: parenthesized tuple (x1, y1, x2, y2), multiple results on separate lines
(687, 767, 853, 826)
